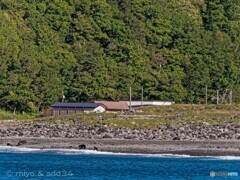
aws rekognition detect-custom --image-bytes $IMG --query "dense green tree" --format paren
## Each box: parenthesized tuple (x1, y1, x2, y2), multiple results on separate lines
(0, 0, 239, 112)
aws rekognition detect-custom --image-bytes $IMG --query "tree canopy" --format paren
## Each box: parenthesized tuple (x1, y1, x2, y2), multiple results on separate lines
(0, 0, 239, 112)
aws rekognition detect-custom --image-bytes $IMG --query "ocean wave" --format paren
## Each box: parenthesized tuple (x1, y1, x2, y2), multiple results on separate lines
(213, 156, 240, 160)
(0, 146, 41, 153)
(0, 146, 240, 160)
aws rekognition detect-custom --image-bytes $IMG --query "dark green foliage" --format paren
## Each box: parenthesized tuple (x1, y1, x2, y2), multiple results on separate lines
(0, 0, 239, 112)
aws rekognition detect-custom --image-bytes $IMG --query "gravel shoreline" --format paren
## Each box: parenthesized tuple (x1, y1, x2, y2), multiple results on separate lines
(0, 137, 240, 156)
(1, 121, 240, 141)
(1, 119, 240, 156)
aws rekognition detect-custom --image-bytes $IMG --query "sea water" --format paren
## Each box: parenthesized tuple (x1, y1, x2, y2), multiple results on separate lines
(0, 146, 239, 179)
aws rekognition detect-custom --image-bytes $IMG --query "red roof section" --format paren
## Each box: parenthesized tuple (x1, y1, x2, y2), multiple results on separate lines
(95, 101, 129, 111)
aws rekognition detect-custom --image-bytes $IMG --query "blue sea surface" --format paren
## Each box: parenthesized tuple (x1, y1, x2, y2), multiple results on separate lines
(0, 146, 239, 179)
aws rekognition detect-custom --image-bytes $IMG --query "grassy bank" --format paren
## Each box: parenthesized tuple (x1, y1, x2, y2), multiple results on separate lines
(0, 110, 37, 120)
(83, 104, 240, 129)
(1, 104, 239, 129)
(36, 104, 240, 129)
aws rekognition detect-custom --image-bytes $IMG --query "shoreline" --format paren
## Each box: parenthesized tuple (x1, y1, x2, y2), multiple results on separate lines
(0, 137, 240, 156)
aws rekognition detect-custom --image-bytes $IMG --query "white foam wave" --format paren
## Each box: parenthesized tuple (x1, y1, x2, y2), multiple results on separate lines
(0, 146, 240, 160)
(0, 146, 191, 157)
(0, 146, 41, 153)
(213, 156, 240, 160)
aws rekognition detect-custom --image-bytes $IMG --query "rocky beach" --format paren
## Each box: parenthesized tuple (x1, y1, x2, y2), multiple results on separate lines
(0, 137, 240, 156)
(0, 118, 240, 156)
(0, 120, 240, 141)
(0, 105, 239, 156)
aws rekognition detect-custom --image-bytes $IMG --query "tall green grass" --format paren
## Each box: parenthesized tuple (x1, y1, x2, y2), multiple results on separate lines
(0, 110, 37, 120)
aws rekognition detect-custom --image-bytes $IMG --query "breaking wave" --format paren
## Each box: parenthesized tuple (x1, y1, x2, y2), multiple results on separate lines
(0, 146, 240, 160)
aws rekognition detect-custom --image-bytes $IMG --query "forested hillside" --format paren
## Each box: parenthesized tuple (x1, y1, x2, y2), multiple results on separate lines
(0, 0, 239, 112)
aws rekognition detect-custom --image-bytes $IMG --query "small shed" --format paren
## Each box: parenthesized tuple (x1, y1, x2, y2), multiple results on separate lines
(50, 102, 106, 116)
(95, 101, 129, 113)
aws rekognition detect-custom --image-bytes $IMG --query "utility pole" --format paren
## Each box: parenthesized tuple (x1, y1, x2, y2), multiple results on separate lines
(141, 87, 143, 108)
(230, 91, 233, 104)
(62, 90, 65, 103)
(129, 87, 132, 112)
(217, 90, 219, 105)
(205, 84, 208, 106)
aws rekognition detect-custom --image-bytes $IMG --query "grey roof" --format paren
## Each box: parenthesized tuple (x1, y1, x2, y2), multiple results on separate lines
(51, 102, 102, 108)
